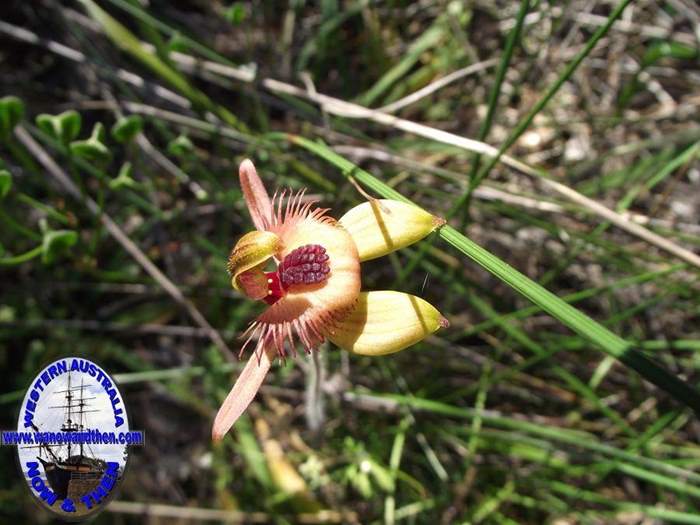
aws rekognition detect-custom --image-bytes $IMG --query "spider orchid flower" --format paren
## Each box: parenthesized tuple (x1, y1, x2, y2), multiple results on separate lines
(212, 159, 448, 440)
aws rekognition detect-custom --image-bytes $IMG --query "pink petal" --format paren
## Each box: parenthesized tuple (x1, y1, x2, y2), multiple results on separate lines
(212, 347, 274, 441)
(239, 159, 273, 231)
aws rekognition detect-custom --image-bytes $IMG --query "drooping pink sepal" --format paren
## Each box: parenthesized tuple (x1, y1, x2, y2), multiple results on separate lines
(239, 159, 273, 231)
(212, 347, 274, 441)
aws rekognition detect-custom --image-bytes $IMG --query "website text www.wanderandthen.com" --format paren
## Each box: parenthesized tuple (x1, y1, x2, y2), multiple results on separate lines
(1, 429, 144, 446)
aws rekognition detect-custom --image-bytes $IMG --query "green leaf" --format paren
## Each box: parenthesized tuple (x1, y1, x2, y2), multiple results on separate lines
(109, 162, 137, 190)
(59, 110, 82, 143)
(350, 468, 372, 499)
(70, 123, 111, 163)
(166, 32, 189, 53)
(92, 122, 107, 143)
(35, 115, 56, 139)
(0, 96, 25, 141)
(111, 115, 144, 143)
(367, 460, 394, 492)
(36, 110, 82, 145)
(41, 230, 78, 264)
(167, 134, 194, 157)
(224, 3, 247, 25)
(35, 115, 56, 138)
(70, 140, 111, 163)
(0, 169, 12, 198)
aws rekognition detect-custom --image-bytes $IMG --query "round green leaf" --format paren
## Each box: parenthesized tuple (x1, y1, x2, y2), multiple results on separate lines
(167, 32, 189, 53)
(167, 134, 194, 157)
(109, 162, 137, 190)
(0, 96, 25, 140)
(70, 123, 111, 163)
(58, 110, 82, 143)
(41, 230, 78, 264)
(36, 110, 82, 145)
(224, 3, 247, 24)
(70, 140, 111, 163)
(111, 115, 144, 143)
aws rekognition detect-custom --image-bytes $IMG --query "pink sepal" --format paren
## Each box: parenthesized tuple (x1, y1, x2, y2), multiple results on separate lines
(239, 159, 273, 231)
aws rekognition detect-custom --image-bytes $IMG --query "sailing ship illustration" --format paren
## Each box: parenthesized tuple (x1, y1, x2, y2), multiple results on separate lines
(26, 372, 108, 500)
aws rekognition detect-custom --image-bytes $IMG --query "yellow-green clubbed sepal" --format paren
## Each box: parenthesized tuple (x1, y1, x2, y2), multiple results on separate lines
(326, 291, 448, 356)
(338, 200, 444, 261)
(227, 230, 280, 293)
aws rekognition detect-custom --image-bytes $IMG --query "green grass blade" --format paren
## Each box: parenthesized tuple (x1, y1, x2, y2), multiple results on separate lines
(78, 0, 246, 130)
(466, 0, 530, 204)
(465, 0, 634, 200)
(286, 134, 700, 414)
(460, 264, 684, 338)
(378, 392, 700, 484)
(356, 24, 444, 107)
(105, 0, 240, 68)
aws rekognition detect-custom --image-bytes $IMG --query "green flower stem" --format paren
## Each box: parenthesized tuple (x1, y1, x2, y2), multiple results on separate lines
(0, 245, 42, 265)
(0, 208, 42, 241)
(286, 134, 700, 414)
(17, 193, 71, 225)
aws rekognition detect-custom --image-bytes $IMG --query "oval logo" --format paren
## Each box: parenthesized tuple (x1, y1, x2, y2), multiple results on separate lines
(12, 357, 137, 520)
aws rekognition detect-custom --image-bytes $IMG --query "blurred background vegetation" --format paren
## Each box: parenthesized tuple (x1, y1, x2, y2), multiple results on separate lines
(1, 0, 700, 523)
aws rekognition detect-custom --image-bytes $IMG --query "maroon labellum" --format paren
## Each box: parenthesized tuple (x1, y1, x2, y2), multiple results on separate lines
(262, 244, 331, 305)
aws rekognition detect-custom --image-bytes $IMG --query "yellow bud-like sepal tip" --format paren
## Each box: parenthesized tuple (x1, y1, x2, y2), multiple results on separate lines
(339, 200, 444, 262)
(326, 291, 448, 356)
(227, 230, 280, 292)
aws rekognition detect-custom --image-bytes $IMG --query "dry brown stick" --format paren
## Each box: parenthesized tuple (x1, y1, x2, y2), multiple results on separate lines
(107, 501, 352, 523)
(0, 19, 190, 110)
(335, 144, 700, 234)
(262, 80, 700, 270)
(14, 125, 235, 362)
(118, 96, 700, 267)
(6, 18, 698, 268)
(376, 58, 499, 113)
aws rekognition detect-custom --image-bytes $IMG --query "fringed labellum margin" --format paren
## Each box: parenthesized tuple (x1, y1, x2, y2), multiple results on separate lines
(212, 159, 448, 441)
